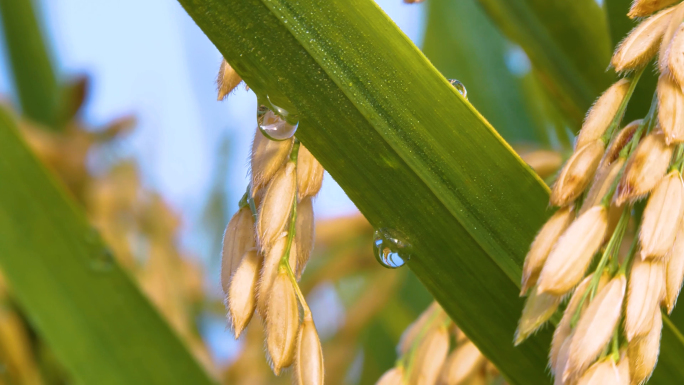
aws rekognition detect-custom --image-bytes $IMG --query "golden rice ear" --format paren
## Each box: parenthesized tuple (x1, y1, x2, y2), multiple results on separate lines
(407, 325, 450, 385)
(615, 131, 674, 205)
(256, 235, 295, 316)
(624, 259, 666, 341)
(554, 336, 574, 384)
(598, 120, 641, 170)
(618, 349, 631, 385)
(537, 206, 608, 296)
(657, 74, 684, 144)
(294, 314, 324, 385)
(550, 140, 605, 207)
(265, 270, 300, 375)
(514, 289, 561, 345)
(550, 275, 599, 371)
(221, 207, 255, 296)
(250, 128, 293, 195)
(629, 0, 678, 18)
(297, 145, 324, 201)
(575, 357, 623, 384)
(397, 302, 443, 355)
(295, 197, 315, 279)
(669, 23, 684, 84)
(227, 249, 261, 338)
(659, 3, 684, 74)
(520, 206, 574, 295)
(438, 341, 486, 385)
(612, 9, 673, 72)
(628, 310, 662, 385)
(564, 275, 626, 380)
(639, 171, 684, 260)
(216, 58, 242, 100)
(580, 158, 625, 214)
(257, 161, 297, 252)
(664, 227, 684, 313)
(576, 80, 631, 149)
(376, 367, 405, 385)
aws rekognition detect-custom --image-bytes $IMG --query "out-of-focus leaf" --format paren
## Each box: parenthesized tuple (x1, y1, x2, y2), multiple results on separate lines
(0, 107, 215, 385)
(475, 0, 614, 127)
(422, 0, 547, 144)
(0, 0, 59, 128)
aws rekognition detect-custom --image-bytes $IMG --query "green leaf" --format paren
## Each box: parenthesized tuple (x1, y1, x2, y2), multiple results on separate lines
(178, 0, 554, 382)
(474, 0, 615, 127)
(0, 0, 60, 128)
(603, 2, 684, 384)
(0, 108, 215, 385)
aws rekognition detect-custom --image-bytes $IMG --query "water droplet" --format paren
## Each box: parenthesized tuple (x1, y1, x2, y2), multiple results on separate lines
(256, 94, 300, 141)
(90, 248, 114, 272)
(257, 104, 298, 140)
(373, 228, 411, 268)
(448, 79, 468, 99)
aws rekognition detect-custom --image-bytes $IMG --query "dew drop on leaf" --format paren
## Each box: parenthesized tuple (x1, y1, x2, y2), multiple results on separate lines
(373, 228, 411, 269)
(256, 94, 300, 141)
(448, 79, 467, 100)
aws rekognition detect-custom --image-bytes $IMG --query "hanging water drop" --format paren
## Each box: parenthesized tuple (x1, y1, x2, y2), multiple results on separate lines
(448, 79, 468, 99)
(373, 228, 411, 269)
(256, 103, 299, 141)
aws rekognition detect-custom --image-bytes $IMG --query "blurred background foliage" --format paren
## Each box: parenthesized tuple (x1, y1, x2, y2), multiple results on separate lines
(0, 0, 668, 384)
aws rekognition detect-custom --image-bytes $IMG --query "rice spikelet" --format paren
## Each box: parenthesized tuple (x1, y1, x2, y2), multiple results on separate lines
(612, 9, 673, 72)
(576, 81, 631, 149)
(521, 206, 574, 295)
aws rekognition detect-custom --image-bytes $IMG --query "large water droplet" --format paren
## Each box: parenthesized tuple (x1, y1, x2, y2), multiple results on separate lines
(448, 79, 468, 99)
(257, 104, 298, 141)
(373, 228, 411, 269)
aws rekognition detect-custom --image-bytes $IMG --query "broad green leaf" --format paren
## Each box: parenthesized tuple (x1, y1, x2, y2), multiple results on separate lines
(0, 108, 215, 385)
(178, 0, 554, 383)
(474, 0, 614, 127)
(422, 0, 547, 144)
(0, 0, 59, 128)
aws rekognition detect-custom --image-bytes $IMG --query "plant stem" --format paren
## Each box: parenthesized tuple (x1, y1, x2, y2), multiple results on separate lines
(670, 144, 684, 172)
(620, 93, 658, 159)
(599, 165, 625, 208)
(610, 326, 620, 361)
(290, 138, 301, 161)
